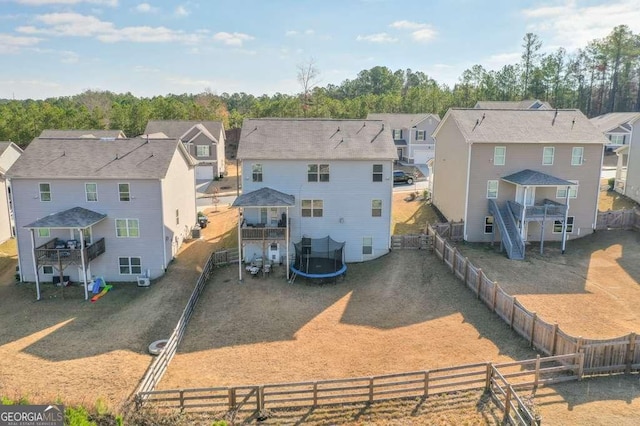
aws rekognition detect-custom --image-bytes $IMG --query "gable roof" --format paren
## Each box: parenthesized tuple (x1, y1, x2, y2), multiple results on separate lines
(474, 100, 552, 110)
(0, 142, 15, 156)
(144, 120, 224, 142)
(502, 169, 575, 187)
(237, 118, 397, 161)
(232, 187, 295, 207)
(6, 137, 193, 179)
(589, 112, 640, 133)
(366, 113, 440, 129)
(436, 109, 608, 145)
(39, 129, 126, 139)
(24, 207, 107, 229)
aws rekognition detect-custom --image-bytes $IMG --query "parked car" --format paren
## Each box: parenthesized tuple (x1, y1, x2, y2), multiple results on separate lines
(393, 170, 414, 184)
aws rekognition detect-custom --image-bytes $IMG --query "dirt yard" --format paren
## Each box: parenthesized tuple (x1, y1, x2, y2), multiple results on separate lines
(392, 193, 440, 235)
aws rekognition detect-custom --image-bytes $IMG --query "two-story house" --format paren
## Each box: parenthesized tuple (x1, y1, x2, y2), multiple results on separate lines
(367, 113, 440, 164)
(0, 142, 23, 243)
(144, 120, 226, 180)
(474, 100, 552, 110)
(590, 113, 640, 201)
(432, 109, 607, 259)
(7, 136, 196, 300)
(232, 118, 396, 278)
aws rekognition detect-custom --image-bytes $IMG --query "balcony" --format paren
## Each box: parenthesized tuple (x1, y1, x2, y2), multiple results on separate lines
(35, 238, 106, 266)
(241, 226, 289, 241)
(507, 199, 567, 221)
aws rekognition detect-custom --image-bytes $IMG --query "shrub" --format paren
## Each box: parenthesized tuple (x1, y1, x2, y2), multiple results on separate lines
(608, 177, 615, 190)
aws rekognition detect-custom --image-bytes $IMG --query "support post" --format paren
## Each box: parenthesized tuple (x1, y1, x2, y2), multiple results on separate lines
(368, 377, 374, 403)
(530, 312, 537, 347)
(485, 363, 493, 391)
(424, 371, 430, 397)
(561, 185, 571, 254)
(286, 206, 290, 281)
(29, 229, 41, 301)
(540, 204, 547, 255)
(491, 282, 498, 312)
(534, 354, 541, 388)
(550, 323, 559, 356)
(510, 296, 517, 328)
(503, 385, 513, 422)
(79, 228, 88, 300)
(625, 332, 636, 374)
(237, 209, 243, 282)
(476, 268, 483, 297)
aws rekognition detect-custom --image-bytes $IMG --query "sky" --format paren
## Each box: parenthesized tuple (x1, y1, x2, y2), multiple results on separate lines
(1, 0, 640, 100)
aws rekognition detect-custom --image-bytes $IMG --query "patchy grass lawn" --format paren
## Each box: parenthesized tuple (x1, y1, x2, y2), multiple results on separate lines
(599, 185, 640, 211)
(392, 193, 440, 235)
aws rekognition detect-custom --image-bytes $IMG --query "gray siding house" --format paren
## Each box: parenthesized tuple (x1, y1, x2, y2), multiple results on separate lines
(7, 136, 196, 299)
(233, 118, 396, 276)
(367, 113, 440, 164)
(474, 100, 552, 110)
(144, 120, 226, 180)
(432, 109, 607, 259)
(0, 142, 23, 243)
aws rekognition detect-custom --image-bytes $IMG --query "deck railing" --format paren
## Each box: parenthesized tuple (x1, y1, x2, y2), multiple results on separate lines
(241, 226, 288, 240)
(508, 199, 567, 221)
(35, 238, 106, 265)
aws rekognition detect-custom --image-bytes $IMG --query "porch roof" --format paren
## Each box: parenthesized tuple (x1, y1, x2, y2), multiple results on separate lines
(24, 206, 107, 229)
(232, 187, 295, 208)
(502, 169, 575, 187)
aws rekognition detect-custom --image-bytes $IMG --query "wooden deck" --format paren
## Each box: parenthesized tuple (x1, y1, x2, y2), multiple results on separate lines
(35, 238, 106, 266)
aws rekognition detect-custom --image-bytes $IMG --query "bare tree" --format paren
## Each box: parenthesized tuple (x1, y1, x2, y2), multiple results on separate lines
(297, 58, 320, 116)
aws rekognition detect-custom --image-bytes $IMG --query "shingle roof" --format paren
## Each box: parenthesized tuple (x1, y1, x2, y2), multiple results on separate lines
(589, 113, 640, 133)
(24, 207, 107, 229)
(237, 118, 397, 160)
(442, 109, 608, 144)
(6, 137, 191, 179)
(366, 113, 440, 129)
(39, 129, 126, 139)
(502, 169, 575, 186)
(474, 100, 552, 110)
(232, 187, 295, 207)
(0, 142, 12, 156)
(144, 120, 224, 141)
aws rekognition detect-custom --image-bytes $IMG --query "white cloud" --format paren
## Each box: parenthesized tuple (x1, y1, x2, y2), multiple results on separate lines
(135, 3, 156, 13)
(0, 34, 42, 52)
(175, 5, 189, 16)
(285, 30, 298, 36)
(356, 32, 398, 43)
(522, 0, 640, 49)
(212, 31, 254, 47)
(389, 20, 437, 43)
(389, 20, 426, 30)
(411, 27, 436, 42)
(15, 0, 118, 6)
(304, 29, 314, 35)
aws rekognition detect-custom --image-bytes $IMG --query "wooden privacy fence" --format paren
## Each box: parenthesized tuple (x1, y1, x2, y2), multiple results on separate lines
(213, 249, 239, 266)
(390, 234, 431, 250)
(427, 224, 640, 377)
(596, 208, 640, 230)
(428, 221, 464, 241)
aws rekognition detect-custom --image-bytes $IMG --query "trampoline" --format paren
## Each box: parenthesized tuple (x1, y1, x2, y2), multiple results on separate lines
(290, 236, 347, 282)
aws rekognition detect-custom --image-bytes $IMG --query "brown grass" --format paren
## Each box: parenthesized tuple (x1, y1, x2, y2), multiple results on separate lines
(392, 193, 440, 235)
(599, 185, 640, 211)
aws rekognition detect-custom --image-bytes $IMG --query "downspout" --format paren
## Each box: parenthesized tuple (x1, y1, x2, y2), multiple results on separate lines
(29, 229, 40, 300)
(594, 143, 606, 229)
(388, 159, 393, 251)
(463, 142, 472, 240)
(623, 127, 633, 196)
(160, 179, 167, 270)
(79, 227, 88, 300)
(286, 206, 290, 280)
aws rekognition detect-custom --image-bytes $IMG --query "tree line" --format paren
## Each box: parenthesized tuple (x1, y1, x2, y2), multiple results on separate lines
(1, 25, 638, 147)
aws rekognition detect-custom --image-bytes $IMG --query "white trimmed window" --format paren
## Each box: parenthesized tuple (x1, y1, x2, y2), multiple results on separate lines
(119, 257, 142, 274)
(39, 183, 51, 202)
(252, 164, 263, 182)
(557, 181, 578, 199)
(372, 199, 382, 217)
(486, 180, 499, 199)
(37, 228, 50, 238)
(609, 134, 625, 145)
(85, 183, 98, 202)
(301, 200, 323, 217)
(115, 219, 139, 237)
(42, 265, 54, 275)
(416, 130, 426, 141)
(392, 129, 402, 139)
(308, 164, 330, 182)
(542, 147, 555, 165)
(362, 237, 373, 255)
(571, 147, 584, 165)
(493, 147, 506, 166)
(484, 216, 494, 234)
(553, 217, 574, 233)
(119, 183, 130, 202)
(373, 164, 383, 182)
(196, 145, 210, 157)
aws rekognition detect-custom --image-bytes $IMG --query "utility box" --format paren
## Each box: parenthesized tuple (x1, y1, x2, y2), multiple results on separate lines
(191, 226, 201, 239)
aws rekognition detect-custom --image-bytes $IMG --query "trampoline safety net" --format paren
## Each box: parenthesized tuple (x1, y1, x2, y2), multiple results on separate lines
(293, 236, 345, 276)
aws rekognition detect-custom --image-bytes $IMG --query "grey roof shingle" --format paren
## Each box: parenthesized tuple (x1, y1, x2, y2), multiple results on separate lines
(39, 129, 126, 139)
(502, 169, 575, 186)
(474, 100, 552, 110)
(366, 113, 440, 129)
(144, 120, 224, 141)
(24, 206, 107, 229)
(0, 142, 12, 156)
(444, 109, 608, 144)
(237, 118, 397, 160)
(232, 187, 295, 207)
(6, 137, 191, 179)
(589, 112, 640, 133)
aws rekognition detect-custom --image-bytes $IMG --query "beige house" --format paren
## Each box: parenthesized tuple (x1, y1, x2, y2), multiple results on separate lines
(432, 109, 607, 259)
(0, 142, 23, 243)
(367, 113, 440, 164)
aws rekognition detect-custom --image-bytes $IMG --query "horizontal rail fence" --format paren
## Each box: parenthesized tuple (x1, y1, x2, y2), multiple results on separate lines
(596, 208, 640, 230)
(390, 234, 430, 250)
(135, 249, 218, 405)
(213, 249, 239, 266)
(426, 224, 640, 378)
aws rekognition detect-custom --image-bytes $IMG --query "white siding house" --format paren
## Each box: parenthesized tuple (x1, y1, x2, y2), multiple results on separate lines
(6, 136, 196, 299)
(233, 118, 396, 278)
(0, 142, 23, 243)
(367, 113, 440, 164)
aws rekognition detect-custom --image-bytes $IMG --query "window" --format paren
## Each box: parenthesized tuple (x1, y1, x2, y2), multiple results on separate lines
(176, 209, 179, 225)
(307, 164, 330, 182)
(85, 183, 98, 202)
(119, 257, 142, 274)
(115, 219, 139, 237)
(372, 199, 382, 217)
(484, 216, 494, 234)
(37, 228, 50, 238)
(119, 183, 130, 201)
(301, 199, 323, 217)
(542, 147, 555, 165)
(392, 129, 402, 140)
(196, 145, 210, 157)
(553, 216, 574, 233)
(372, 164, 383, 182)
(571, 147, 584, 165)
(42, 265, 53, 275)
(609, 134, 625, 145)
(493, 147, 506, 166)
(363, 237, 373, 255)
(252, 164, 263, 182)
(416, 130, 426, 141)
(39, 183, 51, 202)
(557, 181, 578, 199)
(486, 180, 499, 199)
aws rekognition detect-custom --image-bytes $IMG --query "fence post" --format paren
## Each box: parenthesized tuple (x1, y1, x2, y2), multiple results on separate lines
(534, 355, 541, 388)
(451, 247, 457, 273)
(463, 257, 469, 282)
(485, 363, 493, 391)
(491, 282, 498, 312)
(625, 332, 636, 374)
(228, 388, 236, 410)
(179, 390, 185, 412)
(476, 269, 483, 298)
(510, 296, 517, 329)
(530, 312, 537, 347)
(257, 386, 264, 412)
(313, 382, 318, 407)
(503, 385, 513, 423)
(550, 323, 559, 356)
(369, 377, 374, 403)
(578, 350, 585, 380)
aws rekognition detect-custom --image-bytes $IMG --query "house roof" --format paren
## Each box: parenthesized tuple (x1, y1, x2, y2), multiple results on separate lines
(232, 187, 295, 207)
(0, 142, 13, 156)
(6, 137, 193, 179)
(502, 169, 575, 187)
(366, 113, 440, 129)
(39, 129, 126, 139)
(589, 113, 640, 133)
(144, 120, 224, 141)
(24, 206, 107, 229)
(474, 100, 552, 110)
(438, 109, 608, 145)
(237, 118, 397, 161)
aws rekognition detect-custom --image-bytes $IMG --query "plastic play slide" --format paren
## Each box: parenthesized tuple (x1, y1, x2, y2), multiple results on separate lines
(90, 277, 112, 302)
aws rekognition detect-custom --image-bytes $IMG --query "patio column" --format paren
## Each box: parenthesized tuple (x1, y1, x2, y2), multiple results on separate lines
(286, 206, 290, 280)
(520, 186, 527, 239)
(561, 185, 571, 254)
(29, 229, 40, 301)
(79, 228, 88, 300)
(237, 208, 243, 282)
